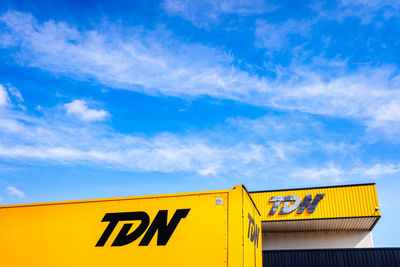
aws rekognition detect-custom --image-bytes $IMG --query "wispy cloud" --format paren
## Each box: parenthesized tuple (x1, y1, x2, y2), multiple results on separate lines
(6, 186, 25, 198)
(0, 84, 9, 106)
(0, 142, 272, 177)
(162, 0, 275, 28)
(373, 100, 400, 122)
(255, 19, 313, 51)
(0, 86, 283, 177)
(0, 81, 399, 183)
(0, 11, 271, 101)
(1, 11, 400, 134)
(268, 65, 400, 133)
(313, 0, 400, 24)
(0, 83, 350, 180)
(361, 164, 400, 177)
(65, 100, 109, 122)
(289, 162, 400, 184)
(7, 86, 23, 102)
(289, 163, 343, 181)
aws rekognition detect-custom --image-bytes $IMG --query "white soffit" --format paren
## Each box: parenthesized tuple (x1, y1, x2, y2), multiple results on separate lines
(262, 217, 380, 232)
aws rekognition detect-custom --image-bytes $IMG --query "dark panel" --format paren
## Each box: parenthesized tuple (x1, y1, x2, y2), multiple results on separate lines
(263, 248, 400, 267)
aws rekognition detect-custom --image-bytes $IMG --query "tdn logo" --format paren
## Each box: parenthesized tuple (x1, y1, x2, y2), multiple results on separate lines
(268, 194, 325, 215)
(247, 213, 260, 248)
(95, 209, 190, 247)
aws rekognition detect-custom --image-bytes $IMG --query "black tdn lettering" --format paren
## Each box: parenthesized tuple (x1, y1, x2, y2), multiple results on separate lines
(247, 213, 255, 239)
(247, 213, 259, 248)
(139, 209, 190, 246)
(252, 226, 259, 247)
(297, 194, 325, 214)
(95, 212, 150, 247)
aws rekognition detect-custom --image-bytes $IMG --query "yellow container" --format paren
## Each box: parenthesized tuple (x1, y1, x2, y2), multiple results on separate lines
(0, 185, 261, 267)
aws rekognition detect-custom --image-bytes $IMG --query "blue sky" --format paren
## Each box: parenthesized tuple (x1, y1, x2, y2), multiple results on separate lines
(0, 0, 400, 246)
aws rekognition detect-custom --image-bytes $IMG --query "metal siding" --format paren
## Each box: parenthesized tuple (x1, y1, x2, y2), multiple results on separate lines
(0, 192, 230, 266)
(262, 248, 400, 267)
(250, 184, 380, 225)
(0, 185, 249, 267)
(243, 188, 263, 267)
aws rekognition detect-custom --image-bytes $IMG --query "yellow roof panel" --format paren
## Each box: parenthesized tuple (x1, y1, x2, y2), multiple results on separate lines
(250, 183, 380, 223)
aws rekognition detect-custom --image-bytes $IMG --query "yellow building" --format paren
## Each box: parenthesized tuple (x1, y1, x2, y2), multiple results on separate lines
(250, 183, 380, 250)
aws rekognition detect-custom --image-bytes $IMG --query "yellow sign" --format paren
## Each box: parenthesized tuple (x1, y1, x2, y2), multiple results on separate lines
(0, 185, 261, 267)
(250, 183, 380, 221)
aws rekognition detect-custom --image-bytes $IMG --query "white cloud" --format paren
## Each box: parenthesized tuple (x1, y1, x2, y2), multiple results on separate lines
(255, 19, 313, 50)
(313, 0, 400, 24)
(289, 164, 343, 181)
(272, 66, 400, 128)
(65, 100, 109, 122)
(0, 96, 370, 181)
(162, 0, 275, 28)
(0, 84, 10, 106)
(362, 164, 400, 177)
(267, 142, 304, 161)
(0, 11, 270, 102)
(0, 98, 285, 176)
(2, 11, 400, 134)
(0, 125, 277, 176)
(0, 82, 399, 181)
(0, 139, 267, 177)
(374, 100, 400, 122)
(6, 186, 25, 198)
(8, 86, 23, 102)
(338, 0, 400, 23)
(289, 162, 400, 184)
(197, 166, 219, 176)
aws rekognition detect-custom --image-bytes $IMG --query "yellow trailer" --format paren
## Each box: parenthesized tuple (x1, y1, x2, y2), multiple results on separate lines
(0, 184, 261, 267)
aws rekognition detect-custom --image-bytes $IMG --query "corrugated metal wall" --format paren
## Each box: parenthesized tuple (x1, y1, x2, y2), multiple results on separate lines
(263, 248, 400, 267)
(251, 184, 380, 222)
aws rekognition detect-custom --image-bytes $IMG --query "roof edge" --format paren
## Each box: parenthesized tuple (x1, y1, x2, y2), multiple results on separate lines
(250, 182, 376, 194)
(261, 215, 380, 224)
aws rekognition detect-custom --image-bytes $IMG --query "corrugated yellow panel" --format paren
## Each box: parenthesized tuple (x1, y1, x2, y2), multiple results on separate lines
(0, 185, 263, 267)
(0, 192, 229, 266)
(250, 183, 380, 222)
(243, 187, 262, 267)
